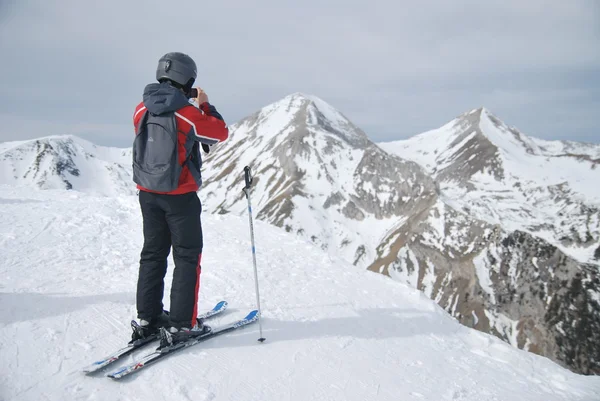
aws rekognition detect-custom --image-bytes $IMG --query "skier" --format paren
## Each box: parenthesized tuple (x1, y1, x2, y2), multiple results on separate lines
(131, 52, 228, 347)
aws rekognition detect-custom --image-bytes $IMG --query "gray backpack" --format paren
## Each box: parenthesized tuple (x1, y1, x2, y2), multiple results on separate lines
(132, 111, 183, 192)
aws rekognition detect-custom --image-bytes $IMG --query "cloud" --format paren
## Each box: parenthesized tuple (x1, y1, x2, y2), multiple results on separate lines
(0, 0, 598, 145)
(0, 113, 132, 147)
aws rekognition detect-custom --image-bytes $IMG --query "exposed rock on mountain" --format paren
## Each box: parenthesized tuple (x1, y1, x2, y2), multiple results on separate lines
(201, 98, 600, 374)
(0, 135, 133, 196)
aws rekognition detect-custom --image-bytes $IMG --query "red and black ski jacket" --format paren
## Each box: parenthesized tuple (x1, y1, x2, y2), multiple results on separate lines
(133, 82, 229, 195)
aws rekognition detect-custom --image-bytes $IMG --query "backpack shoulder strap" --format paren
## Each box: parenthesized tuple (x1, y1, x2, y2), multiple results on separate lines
(136, 110, 150, 134)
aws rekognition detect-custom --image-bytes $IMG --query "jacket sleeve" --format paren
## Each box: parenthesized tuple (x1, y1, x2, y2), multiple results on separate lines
(199, 102, 226, 153)
(178, 103, 229, 146)
(199, 102, 224, 122)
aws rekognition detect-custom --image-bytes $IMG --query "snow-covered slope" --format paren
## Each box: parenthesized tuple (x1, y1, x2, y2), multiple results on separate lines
(198, 97, 599, 375)
(380, 108, 600, 265)
(201, 92, 435, 267)
(1, 185, 599, 401)
(0, 135, 133, 196)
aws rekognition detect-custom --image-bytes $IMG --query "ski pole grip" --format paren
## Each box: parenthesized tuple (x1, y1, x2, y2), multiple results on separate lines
(244, 166, 253, 189)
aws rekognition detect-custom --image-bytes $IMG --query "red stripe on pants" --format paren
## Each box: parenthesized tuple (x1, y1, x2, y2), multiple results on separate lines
(191, 253, 202, 327)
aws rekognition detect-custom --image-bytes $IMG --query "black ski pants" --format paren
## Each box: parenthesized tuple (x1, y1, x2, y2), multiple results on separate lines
(137, 190, 203, 329)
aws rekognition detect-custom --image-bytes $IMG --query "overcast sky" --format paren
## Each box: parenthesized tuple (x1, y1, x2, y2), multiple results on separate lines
(0, 0, 598, 147)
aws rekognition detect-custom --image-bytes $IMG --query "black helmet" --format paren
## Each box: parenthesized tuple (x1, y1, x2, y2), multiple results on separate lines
(156, 52, 197, 88)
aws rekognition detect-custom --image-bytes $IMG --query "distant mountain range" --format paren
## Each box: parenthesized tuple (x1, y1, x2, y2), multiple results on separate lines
(381, 107, 599, 264)
(1, 94, 598, 375)
(0, 136, 133, 196)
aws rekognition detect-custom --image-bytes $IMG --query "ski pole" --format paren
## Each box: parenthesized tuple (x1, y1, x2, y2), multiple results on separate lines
(243, 166, 266, 342)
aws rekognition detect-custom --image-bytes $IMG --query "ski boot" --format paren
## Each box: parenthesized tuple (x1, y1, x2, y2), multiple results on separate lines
(158, 318, 211, 350)
(129, 311, 170, 345)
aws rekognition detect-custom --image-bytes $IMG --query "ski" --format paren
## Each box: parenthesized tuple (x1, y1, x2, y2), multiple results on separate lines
(82, 300, 228, 374)
(107, 310, 259, 380)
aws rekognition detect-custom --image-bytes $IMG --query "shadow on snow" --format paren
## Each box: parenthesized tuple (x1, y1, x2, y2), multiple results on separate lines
(0, 292, 133, 325)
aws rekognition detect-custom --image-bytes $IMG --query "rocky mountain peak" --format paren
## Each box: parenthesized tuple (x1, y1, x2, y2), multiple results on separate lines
(202, 93, 437, 266)
(232, 93, 371, 150)
(454, 107, 551, 158)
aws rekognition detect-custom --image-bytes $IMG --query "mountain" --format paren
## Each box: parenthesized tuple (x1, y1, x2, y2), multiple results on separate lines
(380, 107, 600, 265)
(1, 185, 599, 400)
(375, 107, 600, 374)
(201, 92, 436, 267)
(1, 97, 598, 375)
(201, 97, 600, 375)
(0, 135, 133, 196)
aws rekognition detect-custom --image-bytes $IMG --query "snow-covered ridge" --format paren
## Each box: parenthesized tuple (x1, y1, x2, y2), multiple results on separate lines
(380, 107, 600, 265)
(382, 107, 599, 171)
(0, 135, 133, 196)
(201, 92, 434, 269)
(230, 92, 372, 149)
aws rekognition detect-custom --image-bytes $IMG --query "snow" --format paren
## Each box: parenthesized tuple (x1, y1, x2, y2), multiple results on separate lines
(379, 108, 600, 265)
(473, 250, 497, 304)
(1, 185, 598, 400)
(436, 131, 477, 171)
(421, 259, 436, 298)
(200, 93, 398, 270)
(389, 247, 420, 289)
(483, 309, 521, 349)
(380, 120, 458, 171)
(0, 135, 133, 196)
